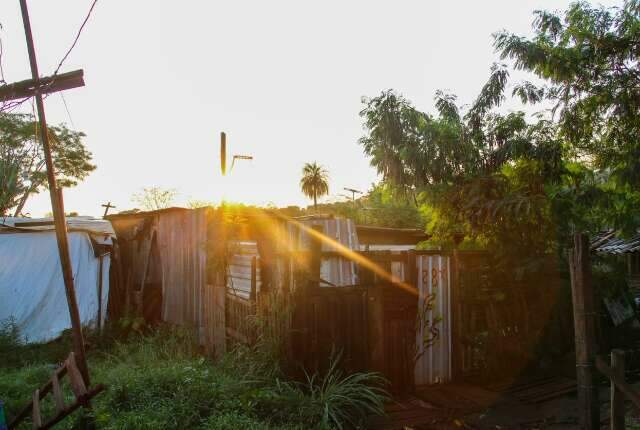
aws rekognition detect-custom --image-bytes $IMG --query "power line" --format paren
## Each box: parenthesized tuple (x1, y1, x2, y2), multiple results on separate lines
(0, 23, 6, 84)
(53, 0, 99, 76)
(60, 92, 75, 128)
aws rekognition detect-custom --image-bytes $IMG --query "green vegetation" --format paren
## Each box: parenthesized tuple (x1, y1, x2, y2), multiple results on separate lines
(358, 0, 640, 259)
(299, 162, 330, 211)
(0, 112, 95, 217)
(0, 322, 387, 430)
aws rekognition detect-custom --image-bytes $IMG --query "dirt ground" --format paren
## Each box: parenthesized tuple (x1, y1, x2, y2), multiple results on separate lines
(372, 383, 640, 429)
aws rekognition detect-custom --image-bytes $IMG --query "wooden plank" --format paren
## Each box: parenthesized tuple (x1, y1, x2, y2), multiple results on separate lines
(32, 389, 42, 429)
(212, 284, 226, 357)
(9, 365, 68, 428)
(569, 233, 599, 429)
(40, 384, 105, 430)
(250, 256, 257, 302)
(51, 375, 65, 413)
(65, 353, 87, 398)
(611, 349, 625, 430)
(0, 69, 84, 101)
(596, 356, 640, 409)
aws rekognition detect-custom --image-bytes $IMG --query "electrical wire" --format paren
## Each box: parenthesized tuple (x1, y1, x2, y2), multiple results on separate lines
(53, 0, 99, 76)
(60, 92, 75, 128)
(0, 23, 6, 85)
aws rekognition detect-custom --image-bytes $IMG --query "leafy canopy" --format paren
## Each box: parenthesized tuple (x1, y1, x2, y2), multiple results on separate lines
(0, 113, 95, 216)
(299, 162, 329, 210)
(494, 0, 640, 189)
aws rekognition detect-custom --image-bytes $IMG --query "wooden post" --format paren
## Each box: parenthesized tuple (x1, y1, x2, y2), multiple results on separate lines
(97, 255, 104, 331)
(611, 349, 625, 430)
(250, 256, 257, 302)
(368, 253, 388, 375)
(18, 0, 89, 386)
(308, 226, 323, 290)
(451, 248, 462, 380)
(569, 233, 599, 429)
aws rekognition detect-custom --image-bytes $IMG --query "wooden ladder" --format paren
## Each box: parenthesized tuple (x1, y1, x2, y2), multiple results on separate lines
(9, 352, 105, 430)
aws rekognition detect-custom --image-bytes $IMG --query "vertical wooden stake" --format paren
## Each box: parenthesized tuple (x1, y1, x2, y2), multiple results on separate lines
(250, 256, 257, 303)
(451, 248, 462, 381)
(308, 226, 323, 290)
(611, 349, 625, 430)
(569, 233, 599, 430)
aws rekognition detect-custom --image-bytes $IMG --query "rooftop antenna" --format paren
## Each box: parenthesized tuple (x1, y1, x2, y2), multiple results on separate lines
(343, 187, 363, 202)
(220, 131, 253, 175)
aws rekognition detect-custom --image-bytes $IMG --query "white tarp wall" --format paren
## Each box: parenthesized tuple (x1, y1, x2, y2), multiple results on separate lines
(0, 231, 109, 343)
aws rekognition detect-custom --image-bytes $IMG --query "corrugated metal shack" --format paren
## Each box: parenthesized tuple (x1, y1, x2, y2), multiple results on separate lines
(593, 230, 640, 291)
(106, 207, 224, 352)
(106, 208, 459, 392)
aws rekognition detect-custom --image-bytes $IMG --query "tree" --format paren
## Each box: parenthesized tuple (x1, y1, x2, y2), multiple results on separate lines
(0, 113, 96, 216)
(300, 162, 329, 211)
(359, 78, 570, 259)
(494, 0, 640, 191)
(132, 187, 177, 211)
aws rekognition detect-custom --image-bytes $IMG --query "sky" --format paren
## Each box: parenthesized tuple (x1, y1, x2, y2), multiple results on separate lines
(0, 0, 621, 217)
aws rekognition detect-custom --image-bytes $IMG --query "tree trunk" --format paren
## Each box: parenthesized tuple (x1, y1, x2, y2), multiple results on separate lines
(13, 185, 35, 217)
(313, 192, 317, 212)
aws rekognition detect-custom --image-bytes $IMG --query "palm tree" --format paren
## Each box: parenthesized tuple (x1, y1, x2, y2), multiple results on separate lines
(300, 162, 329, 211)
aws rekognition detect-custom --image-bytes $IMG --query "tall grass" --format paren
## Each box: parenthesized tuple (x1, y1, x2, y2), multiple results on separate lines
(0, 322, 388, 429)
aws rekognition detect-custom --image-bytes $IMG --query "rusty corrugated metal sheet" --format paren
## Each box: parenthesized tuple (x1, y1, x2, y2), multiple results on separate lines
(415, 254, 451, 386)
(157, 208, 209, 340)
(285, 217, 359, 287)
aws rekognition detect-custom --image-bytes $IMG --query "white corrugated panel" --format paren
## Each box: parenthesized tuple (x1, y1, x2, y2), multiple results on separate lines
(227, 241, 260, 299)
(286, 217, 359, 287)
(415, 254, 451, 385)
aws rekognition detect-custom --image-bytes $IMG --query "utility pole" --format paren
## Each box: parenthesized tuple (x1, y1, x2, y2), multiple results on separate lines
(344, 187, 362, 202)
(1, 0, 90, 384)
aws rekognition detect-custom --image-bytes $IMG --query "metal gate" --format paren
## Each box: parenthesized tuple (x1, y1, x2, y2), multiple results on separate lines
(415, 254, 451, 385)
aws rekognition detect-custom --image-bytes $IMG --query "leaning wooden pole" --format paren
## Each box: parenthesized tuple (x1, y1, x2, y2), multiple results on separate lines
(19, 0, 89, 385)
(569, 233, 599, 429)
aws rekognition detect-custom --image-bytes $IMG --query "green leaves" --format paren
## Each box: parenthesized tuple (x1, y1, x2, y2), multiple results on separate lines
(300, 162, 329, 209)
(495, 0, 640, 190)
(0, 113, 95, 216)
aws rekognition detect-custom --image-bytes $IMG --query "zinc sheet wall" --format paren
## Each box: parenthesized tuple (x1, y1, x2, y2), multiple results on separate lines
(286, 218, 359, 287)
(415, 254, 451, 385)
(157, 208, 209, 341)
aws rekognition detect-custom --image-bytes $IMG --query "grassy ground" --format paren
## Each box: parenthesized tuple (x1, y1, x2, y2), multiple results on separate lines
(0, 322, 387, 430)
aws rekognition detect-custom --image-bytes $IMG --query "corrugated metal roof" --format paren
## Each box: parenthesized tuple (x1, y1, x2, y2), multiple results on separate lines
(592, 231, 640, 254)
(1, 216, 115, 237)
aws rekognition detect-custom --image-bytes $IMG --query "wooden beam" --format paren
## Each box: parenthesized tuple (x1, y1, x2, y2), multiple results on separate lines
(32, 389, 42, 429)
(569, 233, 600, 429)
(610, 350, 626, 430)
(40, 385, 105, 430)
(0, 69, 84, 102)
(51, 375, 65, 413)
(250, 256, 257, 302)
(596, 356, 640, 410)
(65, 353, 88, 398)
